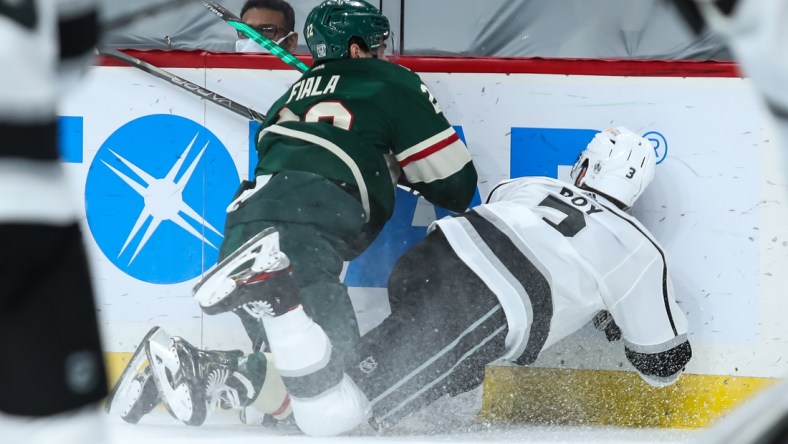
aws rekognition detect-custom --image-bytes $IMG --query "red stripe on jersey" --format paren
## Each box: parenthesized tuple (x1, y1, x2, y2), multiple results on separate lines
(400, 133, 461, 167)
(271, 394, 291, 417)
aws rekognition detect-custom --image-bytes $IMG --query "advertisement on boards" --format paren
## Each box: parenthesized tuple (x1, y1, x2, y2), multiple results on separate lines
(59, 61, 774, 375)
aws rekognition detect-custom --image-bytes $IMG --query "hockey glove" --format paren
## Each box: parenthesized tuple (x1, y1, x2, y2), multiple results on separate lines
(592, 310, 622, 342)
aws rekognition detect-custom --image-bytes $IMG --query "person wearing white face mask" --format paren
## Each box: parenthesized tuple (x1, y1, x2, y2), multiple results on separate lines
(235, 0, 298, 53)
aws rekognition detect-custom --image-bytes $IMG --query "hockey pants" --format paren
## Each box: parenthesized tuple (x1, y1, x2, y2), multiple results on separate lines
(219, 170, 372, 359)
(262, 227, 510, 435)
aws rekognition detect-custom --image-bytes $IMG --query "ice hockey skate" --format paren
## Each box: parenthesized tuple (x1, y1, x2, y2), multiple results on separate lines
(105, 326, 170, 423)
(193, 227, 300, 318)
(145, 334, 264, 426)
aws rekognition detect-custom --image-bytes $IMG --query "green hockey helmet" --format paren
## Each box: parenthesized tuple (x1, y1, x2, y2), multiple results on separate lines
(304, 0, 390, 63)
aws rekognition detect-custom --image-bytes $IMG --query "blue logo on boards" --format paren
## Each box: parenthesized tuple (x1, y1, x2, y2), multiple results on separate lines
(643, 131, 668, 164)
(510, 127, 598, 178)
(85, 115, 240, 284)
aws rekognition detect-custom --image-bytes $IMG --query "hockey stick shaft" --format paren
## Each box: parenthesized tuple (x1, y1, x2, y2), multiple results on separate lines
(198, 0, 309, 73)
(100, 48, 266, 122)
(102, 0, 195, 30)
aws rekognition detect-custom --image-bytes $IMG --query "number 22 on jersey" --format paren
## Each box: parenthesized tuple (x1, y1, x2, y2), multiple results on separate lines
(276, 101, 353, 130)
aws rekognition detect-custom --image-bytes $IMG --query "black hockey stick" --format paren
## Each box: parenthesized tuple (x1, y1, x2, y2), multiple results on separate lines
(100, 48, 266, 122)
(198, 0, 309, 73)
(102, 0, 195, 29)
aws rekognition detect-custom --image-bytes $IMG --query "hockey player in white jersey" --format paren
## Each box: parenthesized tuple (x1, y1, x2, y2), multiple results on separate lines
(119, 126, 691, 435)
(0, 0, 106, 443)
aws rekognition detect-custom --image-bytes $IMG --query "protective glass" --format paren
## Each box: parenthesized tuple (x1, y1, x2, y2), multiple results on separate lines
(235, 30, 296, 53)
(237, 24, 290, 40)
(378, 31, 399, 60)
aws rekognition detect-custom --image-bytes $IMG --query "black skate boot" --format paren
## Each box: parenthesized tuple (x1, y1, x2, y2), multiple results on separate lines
(194, 227, 301, 318)
(146, 335, 263, 426)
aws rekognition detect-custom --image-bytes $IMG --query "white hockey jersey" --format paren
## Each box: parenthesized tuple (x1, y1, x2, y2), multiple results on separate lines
(0, 0, 98, 223)
(431, 176, 688, 365)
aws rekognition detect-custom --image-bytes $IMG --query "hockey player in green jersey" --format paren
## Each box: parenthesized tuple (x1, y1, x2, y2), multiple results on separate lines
(222, 0, 477, 363)
(106, 0, 477, 427)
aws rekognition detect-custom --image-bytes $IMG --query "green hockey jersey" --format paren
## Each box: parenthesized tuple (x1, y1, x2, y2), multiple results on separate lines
(254, 58, 477, 230)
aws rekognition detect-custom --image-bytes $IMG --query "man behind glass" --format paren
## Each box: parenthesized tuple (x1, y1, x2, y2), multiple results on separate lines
(236, 0, 298, 53)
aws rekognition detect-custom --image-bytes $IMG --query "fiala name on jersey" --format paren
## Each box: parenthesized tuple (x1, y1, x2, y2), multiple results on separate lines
(286, 75, 340, 104)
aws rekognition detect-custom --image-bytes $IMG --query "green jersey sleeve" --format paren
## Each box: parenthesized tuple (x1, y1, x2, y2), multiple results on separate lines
(376, 64, 477, 213)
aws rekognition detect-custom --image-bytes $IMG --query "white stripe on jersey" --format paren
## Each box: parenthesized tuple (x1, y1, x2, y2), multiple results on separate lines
(370, 305, 503, 408)
(395, 128, 471, 184)
(436, 217, 529, 360)
(376, 324, 506, 424)
(260, 124, 371, 222)
(0, 159, 80, 224)
(0, 0, 58, 122)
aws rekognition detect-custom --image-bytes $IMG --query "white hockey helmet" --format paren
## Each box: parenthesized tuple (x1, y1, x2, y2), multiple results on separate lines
(570, 127, 656, 209)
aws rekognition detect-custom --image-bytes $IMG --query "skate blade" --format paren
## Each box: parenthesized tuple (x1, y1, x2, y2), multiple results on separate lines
(146, 338, 196, 424)
(193, 227, 284, 312)
(105, 326, 169, 416)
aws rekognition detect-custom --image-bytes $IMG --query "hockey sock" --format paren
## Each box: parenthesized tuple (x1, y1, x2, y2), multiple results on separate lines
(261, 307, 339, 385)
(261, 307, 369, 436)
(244, 352, 292, 420)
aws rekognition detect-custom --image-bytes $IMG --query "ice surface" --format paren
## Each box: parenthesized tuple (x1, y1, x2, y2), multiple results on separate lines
(106, 412, 698, 444)
(105, 389, 699, 444)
